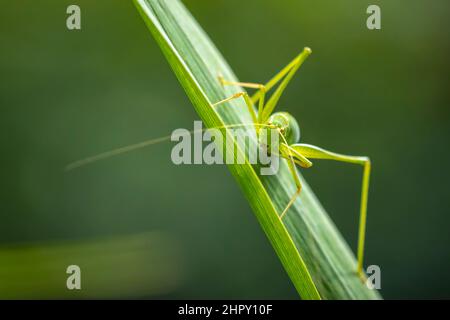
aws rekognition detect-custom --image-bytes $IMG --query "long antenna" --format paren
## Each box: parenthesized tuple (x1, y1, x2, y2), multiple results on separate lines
(65, 135, 172, 171)
(65, 123, 275, 171)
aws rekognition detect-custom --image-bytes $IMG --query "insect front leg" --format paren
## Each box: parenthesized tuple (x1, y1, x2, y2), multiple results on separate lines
(212, 91, 258, 124)
(217, 78, 265, 124)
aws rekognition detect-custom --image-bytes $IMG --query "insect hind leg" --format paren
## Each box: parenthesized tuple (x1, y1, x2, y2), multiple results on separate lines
(290, 143, 371, 280)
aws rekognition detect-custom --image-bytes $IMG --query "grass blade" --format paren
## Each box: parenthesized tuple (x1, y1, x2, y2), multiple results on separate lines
(134, 0, 381, 300)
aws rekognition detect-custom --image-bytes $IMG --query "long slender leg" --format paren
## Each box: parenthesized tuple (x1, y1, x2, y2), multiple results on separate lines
(250, 48, 311, 105)
(259, 47, 312, 123)
(291, 143, 371, 279)
(218, 78, 266, 124)
(280, 155, 302, 220)
(212, 92, 258, 124)
(280, 143, 313, 168)
(277, 131, 306, 220)
(218, 46, 312, 124)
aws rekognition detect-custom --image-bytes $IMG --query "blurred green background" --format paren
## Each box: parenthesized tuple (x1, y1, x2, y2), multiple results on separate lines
(0, 0, 449, 299)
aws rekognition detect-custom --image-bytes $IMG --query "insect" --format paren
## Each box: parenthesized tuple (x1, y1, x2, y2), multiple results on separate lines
(212, 47, 371, 279)
(67, 47, 371, 279)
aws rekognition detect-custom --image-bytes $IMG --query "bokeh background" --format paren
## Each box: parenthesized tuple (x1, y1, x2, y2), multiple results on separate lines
(0, 0, 449, 299)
